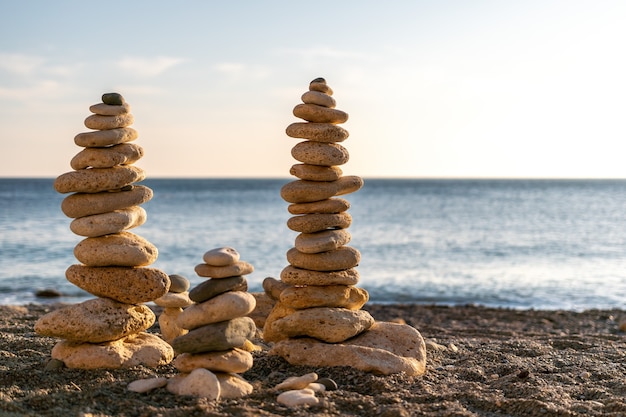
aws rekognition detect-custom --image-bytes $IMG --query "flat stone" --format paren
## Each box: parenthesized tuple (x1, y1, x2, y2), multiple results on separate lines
(74, 231, 158, 267)
(293, 103, 348, 124)
(295, 229, 351, 253)
(291, 141, 349, 166)
(74, 127, 138, 147)
(69, 206, 146, 237)
(54, 165, 145, 194)
(174, 348, 253, 373)
(216, 373, 253, 399)
(286, 122, 348, 143)
(189, 276, 247, 303)
(70, 143, 144, 170)
(290, 164, 342, 181)
(301, 91, 335, 108)
(90, 102, 130, 116)
(153, 291, 193, 308)
(52, 332, 173, 369)
(84, 113, 134, 130)
(248, 292, 275, 328)
(280, 265, 360, 286)
(194, 261, 254, 278)
(158, 307, 188, 343)
(262, 277, 290, 300)
(270, 307, 374, 343)
(65, 264, 170, 304)
(202, 247, 240, 266)
(288, 198, 350, 215)
(171, 317, 257, 354)
(35, 298, 155, 343)
(280, 176, 363, 204)
(168, 368, 220, 400)
(177, 291, 256, 330)
(269, 321, 427, 376)
(277, 389, 319, 407)
(127, 377, 168, 393)
(168, 274, 190, 293)
(102, 92, 125, 105)
(280, 285, 368, 310)
(61, 185, 153, 218)
(287, 212, 352, 233)
(275, 372, 318, 390)
(309, 78, 333, 95)
(287, 246, 361, 271)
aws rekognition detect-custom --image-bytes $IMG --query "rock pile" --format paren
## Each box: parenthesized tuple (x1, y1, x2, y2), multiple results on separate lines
(34, 93, 173, 369)
(154, 274, 193, 343)
(167, 247, 257, 399)
(265, 79, 427, 376)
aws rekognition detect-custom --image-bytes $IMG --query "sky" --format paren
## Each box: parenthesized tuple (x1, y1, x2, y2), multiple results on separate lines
(1, 0, 625, 179)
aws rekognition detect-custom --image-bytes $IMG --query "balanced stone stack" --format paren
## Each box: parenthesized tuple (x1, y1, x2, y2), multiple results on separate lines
(265, 79, 428, 376)
(167, 247, 257, 399)
(154, 274, 193, 343)
(34, 93, 173, 369)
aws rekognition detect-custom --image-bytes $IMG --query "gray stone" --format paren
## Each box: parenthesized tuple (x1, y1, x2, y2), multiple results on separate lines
(168, 274, 190, 293)
(102, 92, 125, 105)
(171, 317, 256, 354)
(188, 275, 247, 303)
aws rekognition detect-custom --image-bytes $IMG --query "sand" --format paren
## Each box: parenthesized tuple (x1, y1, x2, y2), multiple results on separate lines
(1, 303, 625, 417)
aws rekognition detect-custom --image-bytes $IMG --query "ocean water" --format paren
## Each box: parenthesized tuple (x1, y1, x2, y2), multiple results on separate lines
(1, 178, 625, 311)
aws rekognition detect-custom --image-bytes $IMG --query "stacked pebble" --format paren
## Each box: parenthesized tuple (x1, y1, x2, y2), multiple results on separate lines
(34, 93, 173, 369)
(167, 247, 257, 399)
(154, 274, 193, 343)
(263, 78, 374, 345)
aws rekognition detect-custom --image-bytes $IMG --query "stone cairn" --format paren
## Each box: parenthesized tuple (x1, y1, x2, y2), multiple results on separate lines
(154, 274, 193, 344)
(264, 78, 428, 376)
(165, 247, 257, 400)
(34, 93, 174, 369)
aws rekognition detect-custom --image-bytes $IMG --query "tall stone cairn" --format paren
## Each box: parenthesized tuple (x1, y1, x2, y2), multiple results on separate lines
(264, 79, 427, 376)
(34, 93, 174, 369)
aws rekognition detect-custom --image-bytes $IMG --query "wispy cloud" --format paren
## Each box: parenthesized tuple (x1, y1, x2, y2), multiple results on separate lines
(273, 46, 372, 61)
(0, 80, 60, 100)
(117, 56, 186, 77)
(212, 62, 271, 80)
(0, 53, 45, 75)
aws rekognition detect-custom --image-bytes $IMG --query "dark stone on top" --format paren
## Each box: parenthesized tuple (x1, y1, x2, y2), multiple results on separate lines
(189, 275, 247, 303)
(311, 77, 326, 84)
(102, 93, 124, 105)
(168, 274, 190, 293)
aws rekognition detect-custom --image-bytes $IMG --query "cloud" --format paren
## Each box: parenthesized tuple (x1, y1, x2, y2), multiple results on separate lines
(212, 62, 271, 81)
(0, 53, 45, 75)
(273, 46, 372, 61)
(0, 80, 60, 100)
(117, 56, 186, 77)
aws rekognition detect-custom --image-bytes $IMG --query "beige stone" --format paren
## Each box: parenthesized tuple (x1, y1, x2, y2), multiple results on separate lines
(202, 247, 240, 266)
(280, 265, 360, 286)
(194, 261, 254, 278)
(275, 372, 318, 390)
(89, 102, 131, 116)
(52, 332, 173, 369)
(74, 127, 138, 147)
(286, 122, 349, 143)
(74, 232, 158, 267)
(84, 113, 134, 130)
(262, 301, 296, 343)
(290, 164, 342, 181)
(35, 298, 155, 343)
(287, 212, 352, 233)
(168, 368, 220, 400)
(280, 285, 368, 310)
(262, 277, 290, 300)
(287, 246, 361, 271)
(174, 348, 253, 373)
(291, 141, 349, 166)
(177, 291, 256, 330)
(158, 307, 188, 343)
(295, 229, 351, 253)
(65, 264, 169, 304)
(280, 176, 362, 204)
(127, 377, 168, 393)
(154, 291, 193, 308)
(70, 143, 144, 170)
(335, 175, 364, 196)
(269, 321, 427, 376)
(248, 292, 275, 328)
(69, 206, 146, 237)
(309, 78, 333, 95)
(54, 165, 145, 194)
(61, 185, 153, 218)
(270, 307, 374, 343)
(288, 198, 350, 215)
(277, 388, 319, 407)
(216, 373, 254, 399)
(301, 91, 336, 108)
(293, 104, 348, 124)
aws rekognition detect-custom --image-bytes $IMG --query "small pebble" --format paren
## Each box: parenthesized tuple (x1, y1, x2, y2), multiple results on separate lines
(127, 377, 168, 393)
(102, 92, 124, 105)
(579, 371, 592, 379)
(425, 340, 447, 352)
(316, 377, 338, 391)
(35, 289, 62, 298)
(45, 359, 65, 371)
(275, 372, 318, 391)
(448, 343, 459, 352)
(517, 369, 530, 379)
(277, 388, 319, 407)
(619, 321, 626, 332)
(168, 274, 190, 293)
(306, 382, 326, 393)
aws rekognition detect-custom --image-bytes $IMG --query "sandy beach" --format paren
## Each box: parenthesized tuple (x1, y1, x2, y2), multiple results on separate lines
(1, 303, 625, 416)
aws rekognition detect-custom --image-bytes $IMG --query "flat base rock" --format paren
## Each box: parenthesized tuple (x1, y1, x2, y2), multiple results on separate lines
(268, 321, 427, 376)
(52, 332, 174, 369)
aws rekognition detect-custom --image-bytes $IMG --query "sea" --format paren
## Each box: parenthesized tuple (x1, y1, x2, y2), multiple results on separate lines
(1, 178, 625, 311)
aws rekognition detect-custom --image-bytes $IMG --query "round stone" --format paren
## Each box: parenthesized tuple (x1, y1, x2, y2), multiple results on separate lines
(74, 127, 138, 147)
(194, 261, 254, 278)
(202, 247, 240, 266)
(287, 212, 352, 233)
(280, 266, 360, 286)
(61, 185, 153, 218)
(291, 141, 349, 166)
(176, 291, 257, 330)
(309, 78, 333, 95)
(89, 102, 131, 116)
(290, 164, 342, 181)
(153, 292, 193, 308)
(69, 206, 146, 237)
(188, 275, 247, 303)
(70, 143, 144, 170)
(301, 91, 336, 108)
(74, 231, 158, 267)
(288, 198, 350, 215)
(84, 113, 134, 130)
(102, 92, 125, 105)
(293, 104, 348, 124)
(286, 122, 349, 143)
(286, 246, 361, 271)
(54, 165, 145, 194)
(168, 274, 190, 293)
(170, 317, 257, 354)
(295, 229, 352, 253)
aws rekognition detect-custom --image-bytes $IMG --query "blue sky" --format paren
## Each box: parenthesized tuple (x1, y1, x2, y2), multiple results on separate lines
(1, 0, 625, 178)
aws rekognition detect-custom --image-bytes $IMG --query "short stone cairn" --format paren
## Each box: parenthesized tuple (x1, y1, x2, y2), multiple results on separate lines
(154, 274, 193, 343)
(34, 93, 174, 369)
(166, 247, 257, 399)
(264, 78, 427, 376)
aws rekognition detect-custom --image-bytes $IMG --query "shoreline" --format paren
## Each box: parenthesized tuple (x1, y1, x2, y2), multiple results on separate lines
(2, 303, 625, 416)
